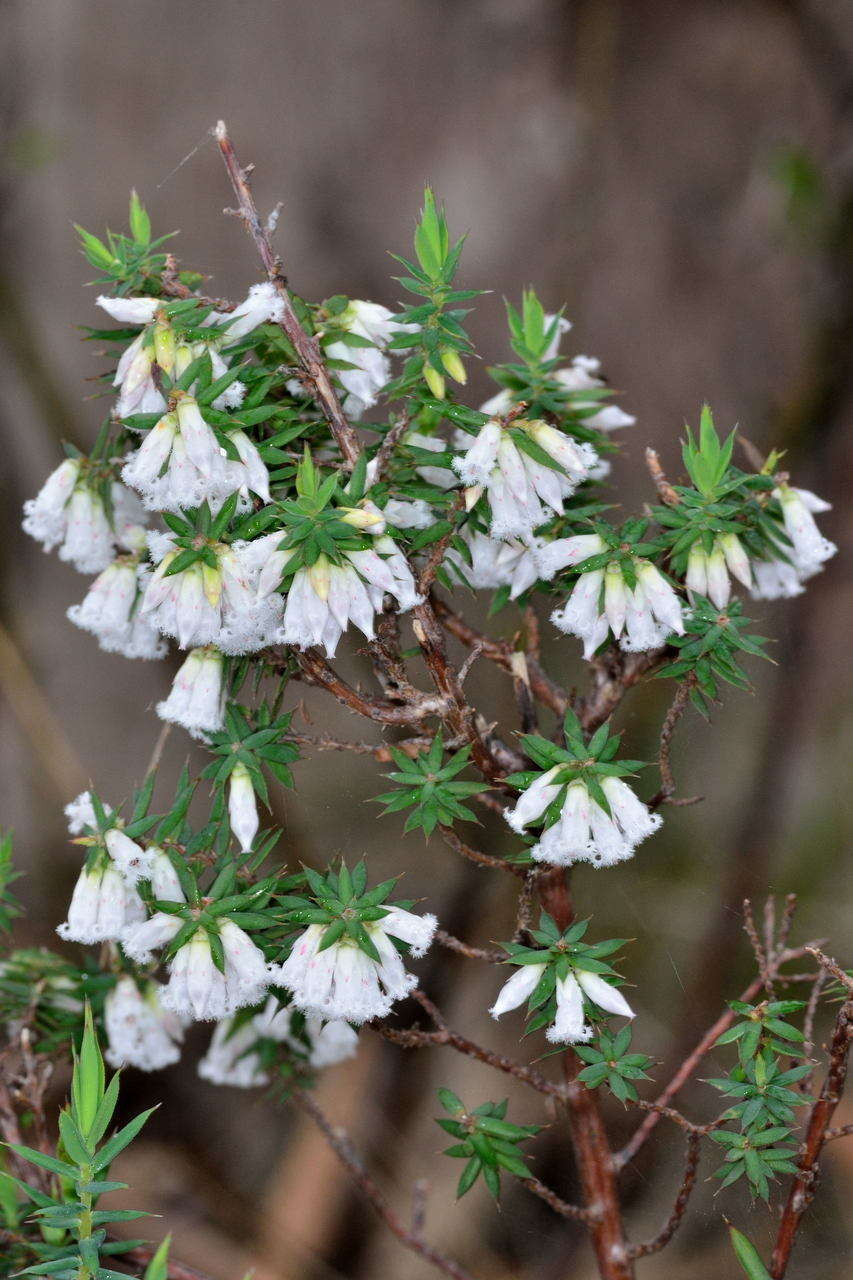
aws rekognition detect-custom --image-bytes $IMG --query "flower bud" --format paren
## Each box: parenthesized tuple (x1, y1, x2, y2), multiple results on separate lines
(153, 319, 177, 376)
(422, 362, 446, 400)
(308, 554, 331, 601)
(440, 348, 467, 385)
(229, 762, 259, 854)
(339, 502, 386, 535)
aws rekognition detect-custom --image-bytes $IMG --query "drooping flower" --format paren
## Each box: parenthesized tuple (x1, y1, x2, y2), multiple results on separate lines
(228, 762, 259, 853)
(104, 975, 184, 1071)
(121, 393, 233, 513)
(750, 485, 838, 598)
(323, 300, 414, 419)
(157, 647, 226, 736)
(96, 295, 169, 419)
(548, 538, 683, 658)
(120, 848, 187, 964)
(446, 528, 542, 599)
(490, 955, 635, 1045)
(160, 923, 270, 1022)
(23, 459, 147, 575)
(22, 458, 81, 551)
(68, 560, 166, 659)
(213, 281, 285, 341)
(197, 998, 358, 1086)
(524, 777, 662, 868)
(249, 532, 420, 658)
(685, 533, 753, 609)
(272, 906, 436, 1025)
(57, 858, 146, 945)
(64, 790, 112, 836)
(452, 418, 597, 540)
(141, 536, 278, 654)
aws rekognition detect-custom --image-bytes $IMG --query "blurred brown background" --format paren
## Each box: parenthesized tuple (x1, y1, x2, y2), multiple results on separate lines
(1, 1, 852, 1277)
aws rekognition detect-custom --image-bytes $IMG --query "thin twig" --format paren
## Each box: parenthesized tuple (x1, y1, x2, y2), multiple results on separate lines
(214, 120, 362, 468)
(438, 824, 527, 878)
(644, 448, 680, 506)
(292, 1088, 478, 1280)
(435, 929, 504, 964)
(648, 677, 695, 809)
(627, 1132, 701, 1258)
(521, 1175, 591, 1223)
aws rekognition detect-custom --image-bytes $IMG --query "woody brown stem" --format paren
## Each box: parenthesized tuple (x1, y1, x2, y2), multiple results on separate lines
(214, 120, 362, 469)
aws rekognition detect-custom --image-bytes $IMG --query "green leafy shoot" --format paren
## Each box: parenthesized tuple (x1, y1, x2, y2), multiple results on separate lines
(275, 861, 410, 965)
(201, 703, 301, 802)
(728, 1226, 773, 1279)
(75, 190, 177, 294)
(574, 1026, 653, 1103)
(373, 731, 487, 836)
(657, 596, 771, 714)
(435, 1090, 540, 1201)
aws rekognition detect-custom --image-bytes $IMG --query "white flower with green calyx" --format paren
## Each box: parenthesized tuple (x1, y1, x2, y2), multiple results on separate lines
(96, 294, 170, 418)
(452, 414, 597, 541)
(480, 293, 634, 435)
(141, 502, 280, 653)
(320, 298, 416, 419)
(246, 452, 420, 656)
(749, 485, 836, 600)
(159, 921, 272, 1022)
(503, 708, 661, 868)
(490, 914, 635, 1044)
(546, 522, 684, 658)
(121, 389, 234, 513)
(200, 702, 300, 847)
(104, 975, 184, 1071)
(269, 861, 436, 1024)
(22, 455, 147, 575)
(57, 793, 152, 943)
(197, 996, 358, 1087)
(67, 558, 166, 659)
(157, 647, 226, 737)
(446, 525, 543, 601)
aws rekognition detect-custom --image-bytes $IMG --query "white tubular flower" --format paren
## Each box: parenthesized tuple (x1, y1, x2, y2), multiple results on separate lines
(121, 912, 182, 964)
(142, 539, 276, 655)
(381, 498, 433, 530)
(718, 533, 752, 591)
(64, 790, 111, 836)
(57, 861, 145, 945)
(97, 295, 171, 419)
(229, 763, 259, 853)
(58, 486, 116, 573)
(104, 828, 150, 884)
(68, 560, 165, 660)
(775, 486, 836, 577)
(453, 419, 596, 540)
(554, 356, 635, 432)
(122, 395, 229, 513)
(307, 1018, 359, 1068)
(551, 570, 609, 659)
(504, 766, 562, 834)
(750, 558, 805, 600)
(517, 776, 661, 869)
(273, 907, 436, 1025)
(547, 970, 635, 1045)
(22, 458, 81, 551)
(198, 1017, 267, 1087)
(552, 559, 682, 658)
(104, 976, 184, 1071)
(216, 281, 284, 341)
(534, 533, 607, 582)
(324, 300, 414, 419)
(157, 647, 225, 736)
(489, 963, 546, 1019)
(161, 923, 269, 1022)
(446, 529, 541, 599)
(223, 428, 271, 506)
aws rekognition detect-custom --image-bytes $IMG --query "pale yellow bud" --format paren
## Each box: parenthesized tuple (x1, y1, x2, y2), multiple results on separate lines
(440, 349, 467, 385)
(423, 362, 446, 400)
(308, 554, 331, 601)
(153, 320, 176, 375)
(201, 562, 222, 607)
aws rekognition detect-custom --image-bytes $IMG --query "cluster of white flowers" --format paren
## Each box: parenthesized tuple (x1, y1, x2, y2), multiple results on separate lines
(505, 772, 662, 868)
(540, 535, 685, 659)
(272, 906, 437, 1024)
(321, 300, 415, 419)
(197, 998, 358, 1088)
(246, 522, 421, 658)
(491, 961, 635, 1045)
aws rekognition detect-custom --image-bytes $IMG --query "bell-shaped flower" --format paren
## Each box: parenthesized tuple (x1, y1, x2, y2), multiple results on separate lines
(453, 419, 597, 540)
(750, 558, 805, 600)
(157, 647, 225, 736)
(22, 458, 81, 551)
(68, 560, 166, 659)
(97, 296, 169, 418)
(272, 905, 436, 1025)
(161, 922, 270, 1022)
(447, 528, 542, 599)
(686, 533, 753, 609)
(223, 428, 271, 507)
(122, 394, 232, 513)
(57, 858, 146, 945)
(381, 498, 434, 530)
(214, 281, 285, 341)
(104, 975, 184, 1071)
(531, 777, 662, 868)
(774, 485, 836, 579)
(552, 556, 683, 658)
(197, 1015, 268, 1087)
(490, 957, 634, 1044)
(228, 762, 259, 853)
(323, 299, 414, 419)
(64, 790, 112, 836)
